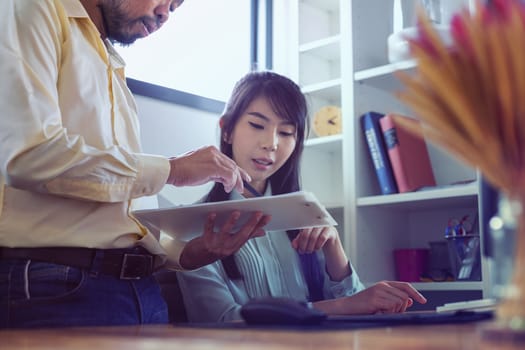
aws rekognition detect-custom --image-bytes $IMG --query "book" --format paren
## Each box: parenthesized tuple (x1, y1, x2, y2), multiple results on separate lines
(360, 111, 398, 195)
(379, 114, 436, 193)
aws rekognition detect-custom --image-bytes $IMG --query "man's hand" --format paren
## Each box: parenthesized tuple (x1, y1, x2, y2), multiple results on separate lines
(167, 146, 250, 193)
(179, 210, 271, 270)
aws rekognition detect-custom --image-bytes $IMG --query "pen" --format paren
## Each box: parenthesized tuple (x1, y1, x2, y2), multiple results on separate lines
(243, 180, 263, 198)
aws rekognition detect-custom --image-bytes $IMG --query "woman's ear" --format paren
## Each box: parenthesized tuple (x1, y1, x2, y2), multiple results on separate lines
(220, 117, 233, 144)
(222, 132, 232, 144)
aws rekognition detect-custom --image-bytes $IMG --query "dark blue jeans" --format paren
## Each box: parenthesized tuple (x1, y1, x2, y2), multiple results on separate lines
(0, 259, 168, 328)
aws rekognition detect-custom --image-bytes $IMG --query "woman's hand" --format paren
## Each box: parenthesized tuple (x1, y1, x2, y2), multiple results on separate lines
(291, 226, 351, 281)
(290, 226, 339, 253)
(314, 281, 427, 315)
(179, 210, 271, 270)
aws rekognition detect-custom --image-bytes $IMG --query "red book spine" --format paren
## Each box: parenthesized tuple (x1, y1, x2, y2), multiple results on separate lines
(379, 114, 436, 193)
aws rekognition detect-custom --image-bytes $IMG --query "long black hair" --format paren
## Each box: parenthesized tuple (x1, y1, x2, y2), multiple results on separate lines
(206, 71, 324, 302)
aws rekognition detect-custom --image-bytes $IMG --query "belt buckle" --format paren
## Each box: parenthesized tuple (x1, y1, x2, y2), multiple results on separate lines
(120, 253, 153, 280)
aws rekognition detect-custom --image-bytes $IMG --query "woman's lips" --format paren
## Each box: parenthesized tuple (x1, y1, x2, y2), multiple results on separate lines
(252, 158, 273, 170)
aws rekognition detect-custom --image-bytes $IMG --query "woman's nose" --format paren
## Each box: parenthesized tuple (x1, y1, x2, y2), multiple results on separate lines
(261, 132, 278, 151)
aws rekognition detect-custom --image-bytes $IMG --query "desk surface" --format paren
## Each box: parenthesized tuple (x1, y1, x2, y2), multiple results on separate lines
(0, 322, 523, 350)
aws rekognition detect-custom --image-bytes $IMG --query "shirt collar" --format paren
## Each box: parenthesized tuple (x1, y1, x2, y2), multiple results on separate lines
(59, 0, 90, 18)
(59, 0, 126, 72)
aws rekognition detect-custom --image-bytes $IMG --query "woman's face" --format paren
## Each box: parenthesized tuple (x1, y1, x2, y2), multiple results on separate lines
(227, 96, 297, 195)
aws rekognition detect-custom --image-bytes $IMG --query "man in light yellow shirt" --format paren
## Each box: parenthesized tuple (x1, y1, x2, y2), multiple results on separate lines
(0, 0, 269, 328)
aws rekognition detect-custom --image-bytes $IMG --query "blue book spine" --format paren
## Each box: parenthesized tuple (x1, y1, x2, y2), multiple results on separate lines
(360, 112, 398, 195)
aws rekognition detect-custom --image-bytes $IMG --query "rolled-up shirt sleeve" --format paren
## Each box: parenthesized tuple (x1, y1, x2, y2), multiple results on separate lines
(160, 233, 188, 270)
(326, 262, 366, 298)
(42, 152, 170, 202)
(0, 0, 170, 203)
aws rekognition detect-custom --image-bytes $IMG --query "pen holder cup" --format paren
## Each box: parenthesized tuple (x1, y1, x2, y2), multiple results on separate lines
(427, 240, 453, 281)
(445, 234, 481, 281)
(393, 248, 429, 282)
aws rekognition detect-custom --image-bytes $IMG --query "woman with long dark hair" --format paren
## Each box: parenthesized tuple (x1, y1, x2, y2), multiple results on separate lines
(176, 71, 426, 322)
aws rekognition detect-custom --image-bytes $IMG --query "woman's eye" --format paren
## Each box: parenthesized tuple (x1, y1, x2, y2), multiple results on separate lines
(248, 122, 264, 130)
(279, 130, 296, 137)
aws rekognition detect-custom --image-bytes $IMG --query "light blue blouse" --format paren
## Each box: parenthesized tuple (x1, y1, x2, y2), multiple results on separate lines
(176, 190, 365, 323)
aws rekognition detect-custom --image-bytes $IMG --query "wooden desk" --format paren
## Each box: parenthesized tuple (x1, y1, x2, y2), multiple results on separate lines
(0, 322, 522, 350)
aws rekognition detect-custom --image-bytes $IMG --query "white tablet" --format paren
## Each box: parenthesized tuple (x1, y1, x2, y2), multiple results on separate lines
(132, 191, 337, 241)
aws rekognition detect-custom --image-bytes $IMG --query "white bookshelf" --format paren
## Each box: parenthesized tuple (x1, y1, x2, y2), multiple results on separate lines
(286, 0, 487, 309)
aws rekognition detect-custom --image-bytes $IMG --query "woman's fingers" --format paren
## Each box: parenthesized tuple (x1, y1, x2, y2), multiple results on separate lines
(385, 281, 427, 305)
(293, 228, 320, 253)
(368, 281, 425, 314)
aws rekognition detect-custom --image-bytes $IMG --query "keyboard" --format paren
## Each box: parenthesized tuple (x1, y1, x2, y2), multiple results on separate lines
(435, 298, 498, 313)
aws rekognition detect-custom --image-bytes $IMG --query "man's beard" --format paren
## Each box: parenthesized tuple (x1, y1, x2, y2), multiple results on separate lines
(98, 1, 149, 46)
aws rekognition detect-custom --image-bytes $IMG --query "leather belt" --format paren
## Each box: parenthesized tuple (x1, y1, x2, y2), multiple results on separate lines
(0, 246, 155, 280)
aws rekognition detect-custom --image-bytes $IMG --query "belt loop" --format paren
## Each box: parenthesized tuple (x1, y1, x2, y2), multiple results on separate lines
(89, 249, 104, 277)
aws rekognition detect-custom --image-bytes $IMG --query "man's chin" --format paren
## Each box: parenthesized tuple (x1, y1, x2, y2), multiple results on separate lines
(109, 34, 141, 46)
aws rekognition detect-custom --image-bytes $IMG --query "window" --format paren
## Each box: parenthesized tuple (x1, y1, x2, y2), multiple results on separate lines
(117, 0, 252, 102)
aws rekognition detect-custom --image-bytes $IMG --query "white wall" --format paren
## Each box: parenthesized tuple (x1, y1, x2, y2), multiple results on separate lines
(117, 0, 251, 102)
(134, 94, 221, 207)
(272, 1, 298, 79)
